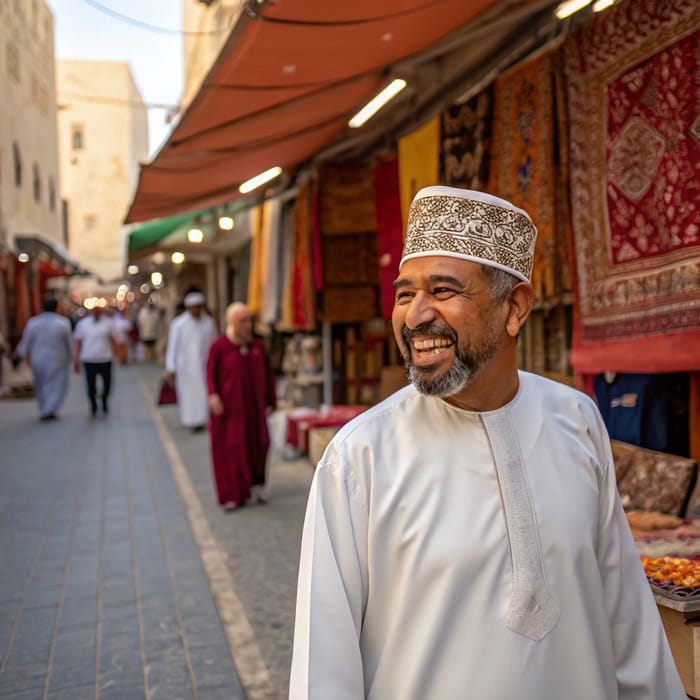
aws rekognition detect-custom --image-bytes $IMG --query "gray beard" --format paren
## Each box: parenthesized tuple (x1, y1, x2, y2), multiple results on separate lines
(402, 321, 500, 398)
(406, 353, 473, 397)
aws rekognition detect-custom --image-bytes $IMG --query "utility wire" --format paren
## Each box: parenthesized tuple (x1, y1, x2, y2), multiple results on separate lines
(58, 91, 178, 111)
(80, 0, 220, 36)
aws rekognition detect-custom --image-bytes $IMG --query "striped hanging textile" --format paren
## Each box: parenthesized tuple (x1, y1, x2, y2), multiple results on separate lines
(260, 196, 282, 325)
(291, 183, 316, 330)
(278, 200, 297, 331)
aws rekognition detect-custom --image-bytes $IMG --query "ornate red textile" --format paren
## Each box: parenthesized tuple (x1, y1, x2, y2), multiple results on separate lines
(566, 2, 700, 372)
(373, 157, 404, 322)
(291, 183, 317, 330)
(310, 180, 324, 293)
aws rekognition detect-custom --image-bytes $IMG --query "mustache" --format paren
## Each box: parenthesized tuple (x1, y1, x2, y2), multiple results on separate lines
(402, 322, 457, 345)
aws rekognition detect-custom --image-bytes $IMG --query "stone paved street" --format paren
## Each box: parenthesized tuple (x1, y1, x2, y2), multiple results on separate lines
(0, 362, 314, 700)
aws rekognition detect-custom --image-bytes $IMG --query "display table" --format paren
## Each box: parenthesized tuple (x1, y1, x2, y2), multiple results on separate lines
(632, 518, 700, 699)
(286, 405, 367, 460)
(655, 598, 700, 699)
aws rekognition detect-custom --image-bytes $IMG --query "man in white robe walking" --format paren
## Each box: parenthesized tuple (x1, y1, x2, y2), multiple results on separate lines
(165, 291, 216, 432)
(16, 294, 73, 420)
(289, 186, 685, 699)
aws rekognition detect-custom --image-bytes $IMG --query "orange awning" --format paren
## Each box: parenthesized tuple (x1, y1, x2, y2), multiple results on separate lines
(126, 0, 560, 224)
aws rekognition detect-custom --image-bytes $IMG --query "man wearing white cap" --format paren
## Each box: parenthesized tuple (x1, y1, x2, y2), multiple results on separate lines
(165, 290, 216, 432)
(289, 187, 684, 699)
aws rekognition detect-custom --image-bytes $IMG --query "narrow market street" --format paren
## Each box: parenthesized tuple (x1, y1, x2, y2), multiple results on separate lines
(0, 363, 313, 700)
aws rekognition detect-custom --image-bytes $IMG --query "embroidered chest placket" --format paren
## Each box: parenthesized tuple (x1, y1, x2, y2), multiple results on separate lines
(481, 410, 560, 641)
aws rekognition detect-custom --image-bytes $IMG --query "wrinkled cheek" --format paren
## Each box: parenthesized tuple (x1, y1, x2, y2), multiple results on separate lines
(391, 310, 409, 359)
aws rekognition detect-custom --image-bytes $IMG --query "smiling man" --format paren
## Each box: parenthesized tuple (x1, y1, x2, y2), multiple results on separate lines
(289, 186, 684, 700)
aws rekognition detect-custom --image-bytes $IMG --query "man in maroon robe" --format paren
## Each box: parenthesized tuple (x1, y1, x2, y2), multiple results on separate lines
(206, 302, 276, 510)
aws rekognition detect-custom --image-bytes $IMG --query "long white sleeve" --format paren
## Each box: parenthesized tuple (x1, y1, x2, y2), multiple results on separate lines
(289, 450, 367, 700)
(594, 423, 686, 699)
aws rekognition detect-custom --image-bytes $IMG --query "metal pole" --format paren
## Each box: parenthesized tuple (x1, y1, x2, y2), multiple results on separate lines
(322, 321, 333, 407)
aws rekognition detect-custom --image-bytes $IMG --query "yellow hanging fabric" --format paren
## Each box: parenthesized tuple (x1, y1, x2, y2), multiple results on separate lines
(398, 116, 440, 235)
(246, 204, 263, 314)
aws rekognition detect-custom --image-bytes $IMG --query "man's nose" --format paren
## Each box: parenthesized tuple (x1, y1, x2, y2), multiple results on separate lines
(403, 292, 436, 330)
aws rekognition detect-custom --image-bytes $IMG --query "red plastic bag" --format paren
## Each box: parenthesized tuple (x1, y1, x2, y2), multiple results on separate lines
(157, 377, 177, 405)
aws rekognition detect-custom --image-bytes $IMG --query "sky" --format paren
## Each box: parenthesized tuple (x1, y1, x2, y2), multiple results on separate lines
(46, 0, 184, 157)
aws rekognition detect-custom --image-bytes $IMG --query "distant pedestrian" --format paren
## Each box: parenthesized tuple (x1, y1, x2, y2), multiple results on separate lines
(15, 294, 73, 420)
(0, 329, 11, 397)
(165, 291, 216, 432)
(206, 302, 276, 510)
(111, 307, 132, 365)
(73, 304, 123, 417)
(137, 301, 162, 362)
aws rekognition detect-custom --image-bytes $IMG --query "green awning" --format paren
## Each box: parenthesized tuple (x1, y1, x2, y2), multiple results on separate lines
(127, 209, 208, 254)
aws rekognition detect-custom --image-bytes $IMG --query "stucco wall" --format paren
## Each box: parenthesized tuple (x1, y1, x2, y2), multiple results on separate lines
(181, 0, 242, 109)
(0, 0, 62, 249)
(56, 60, 148, 282)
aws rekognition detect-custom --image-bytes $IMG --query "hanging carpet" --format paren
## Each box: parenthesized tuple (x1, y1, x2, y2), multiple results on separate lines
(566, 1, 700, 373)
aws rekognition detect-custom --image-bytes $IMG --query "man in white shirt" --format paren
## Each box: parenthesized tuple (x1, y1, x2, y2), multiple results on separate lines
(289, 186, 685, 699)
(165, 291, 216, 433)
(74, 305, 122, 417)
(110, 307, 132, 365)
(137, 301, 162, 362)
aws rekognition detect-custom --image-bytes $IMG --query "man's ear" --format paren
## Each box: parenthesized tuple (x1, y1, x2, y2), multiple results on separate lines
(505, 282, 535, 338)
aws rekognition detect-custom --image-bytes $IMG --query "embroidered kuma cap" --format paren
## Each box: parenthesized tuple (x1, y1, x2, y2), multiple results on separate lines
(184, 291, 206, 307)
(400, 186, 538, 283)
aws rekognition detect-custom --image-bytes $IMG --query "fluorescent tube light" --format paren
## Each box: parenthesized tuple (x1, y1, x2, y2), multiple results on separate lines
(555, 0, 592, 19)
(239, 166, 282, 194)
(349, 78, 407, 129)
(592, 0, 614, 11)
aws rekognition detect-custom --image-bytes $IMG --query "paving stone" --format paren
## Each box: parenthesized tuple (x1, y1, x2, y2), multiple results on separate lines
(98, 663, 145, 693)
(46, 662, 96, 692)
(195, 682, 247, 700)
(49, 646, 96, 672)
(2, 646, 51, 668)
(98, 684, 146, 700)
(0, 689, 46, 699)
(0, 662, 47, 695)
(46, 684, 94, 700)
(100, 646, 143, 672)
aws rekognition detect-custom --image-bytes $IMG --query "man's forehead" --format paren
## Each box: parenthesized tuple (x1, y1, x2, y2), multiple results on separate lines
(394, 256, 480, 286)
(231, 307, 252, 320)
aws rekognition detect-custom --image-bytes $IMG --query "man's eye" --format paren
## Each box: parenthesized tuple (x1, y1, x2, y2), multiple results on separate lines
(432, 288, 456, 299)
(395, 291, 413, 304)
